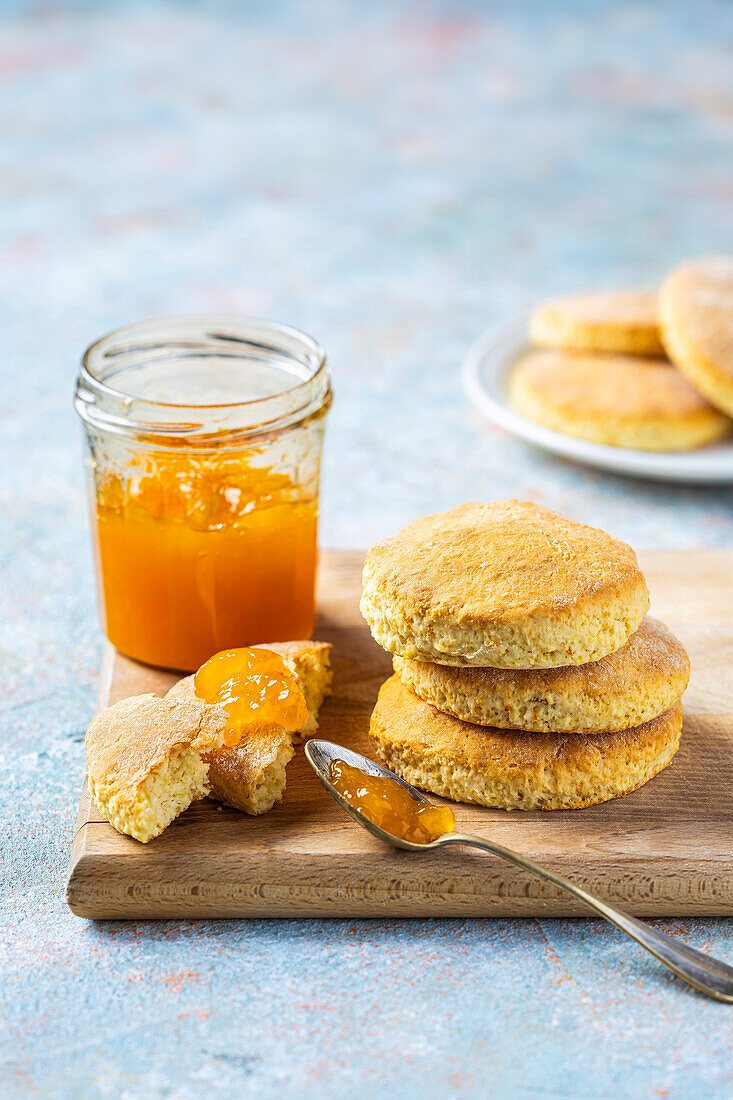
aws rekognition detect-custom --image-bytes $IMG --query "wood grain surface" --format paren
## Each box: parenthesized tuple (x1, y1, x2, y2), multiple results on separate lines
(67, 549, 733, 919)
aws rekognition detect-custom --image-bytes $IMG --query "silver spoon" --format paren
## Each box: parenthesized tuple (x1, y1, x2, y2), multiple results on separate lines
(305, 739, 733, 1004)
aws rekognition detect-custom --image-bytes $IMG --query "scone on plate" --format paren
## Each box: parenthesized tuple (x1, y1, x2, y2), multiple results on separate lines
(86, 693, 229, 843)
(659, 256, 733, 417)
(530, 290, 664, 357)
(510, 349, 730, 452)
(167, 640, 332, 815)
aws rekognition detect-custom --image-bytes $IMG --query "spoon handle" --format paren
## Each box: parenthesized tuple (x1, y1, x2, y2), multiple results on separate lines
(444, 832, 733, 1003)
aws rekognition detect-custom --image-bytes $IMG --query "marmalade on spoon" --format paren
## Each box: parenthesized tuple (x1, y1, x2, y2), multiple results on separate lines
(194, 647, 308, 746)
(328, 759, 455, 844)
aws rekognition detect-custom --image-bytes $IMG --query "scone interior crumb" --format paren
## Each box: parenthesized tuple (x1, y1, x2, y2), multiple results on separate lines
(90, 749, 211, 844)
(287, 647, 333, 736)
(86, 692, 229, 843)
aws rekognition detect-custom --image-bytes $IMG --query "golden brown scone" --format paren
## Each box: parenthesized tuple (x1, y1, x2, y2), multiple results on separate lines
(361, 501, 649, 669)
(370, 675, 681, 811)
(510, 349, 731, 452)
(207, 721, 295, 817)
(659, 257, 733, 417)
(167, 641, 332, 814)
(530, 290, 664, 357)
(394, 617, 689, 734)
(86, 693, 228, 843)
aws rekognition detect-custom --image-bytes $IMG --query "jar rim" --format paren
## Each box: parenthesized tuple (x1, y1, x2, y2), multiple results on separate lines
(75, 314, 331, 444)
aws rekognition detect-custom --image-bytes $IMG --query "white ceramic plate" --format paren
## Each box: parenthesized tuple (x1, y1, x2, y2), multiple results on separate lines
(463, 312, 733, 484)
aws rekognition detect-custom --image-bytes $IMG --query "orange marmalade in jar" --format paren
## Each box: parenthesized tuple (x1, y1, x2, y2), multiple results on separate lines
(75, 316, 332, 670)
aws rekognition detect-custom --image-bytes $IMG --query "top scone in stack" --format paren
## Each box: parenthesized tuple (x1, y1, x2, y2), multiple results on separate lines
(361, 501, 689, 811)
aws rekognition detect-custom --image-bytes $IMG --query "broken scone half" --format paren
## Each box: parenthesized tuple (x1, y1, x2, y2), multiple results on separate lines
(86, 693, 229, 843)
(167, 640, 332, 815)
(86, 640, 334, 843)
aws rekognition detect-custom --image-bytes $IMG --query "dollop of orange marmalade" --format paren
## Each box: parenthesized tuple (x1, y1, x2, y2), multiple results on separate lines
(328, 760, 455, 844)
(194, 647, 308, 746)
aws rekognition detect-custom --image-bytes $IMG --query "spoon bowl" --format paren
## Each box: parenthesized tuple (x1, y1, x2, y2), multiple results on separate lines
(305, 738, 439, 850)
(305, 738, 733, 1003)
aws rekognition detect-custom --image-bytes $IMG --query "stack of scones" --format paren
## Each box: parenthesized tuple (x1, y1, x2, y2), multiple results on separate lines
(360, 501, 690, 811)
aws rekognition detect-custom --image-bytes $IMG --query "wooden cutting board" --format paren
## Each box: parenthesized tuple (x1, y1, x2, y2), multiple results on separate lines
(67, 549, 733, 919)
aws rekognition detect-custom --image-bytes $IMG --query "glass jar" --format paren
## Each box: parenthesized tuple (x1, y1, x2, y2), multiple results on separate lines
(75, 316, 332, 671)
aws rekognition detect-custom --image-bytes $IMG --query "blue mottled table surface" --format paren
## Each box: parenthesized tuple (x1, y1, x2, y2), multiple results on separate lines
(2, 1, 733, 1096)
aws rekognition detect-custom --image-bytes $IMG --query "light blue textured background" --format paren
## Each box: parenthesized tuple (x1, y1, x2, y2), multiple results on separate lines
(2, 1, 733, 1097)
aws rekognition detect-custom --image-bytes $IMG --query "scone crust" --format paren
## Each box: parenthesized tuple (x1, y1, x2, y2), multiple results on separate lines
(203, 724, 295, 816)
(361, 501, 649, 668)
(394, 617, 689, 734)
(530, 290, 664, 357)
(510, 350, 730, 452)
(86, 693, 229, 841)
(370, 676, 681, 811)
(86, 693, 228, 798)
(659, 257, 733, 418)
